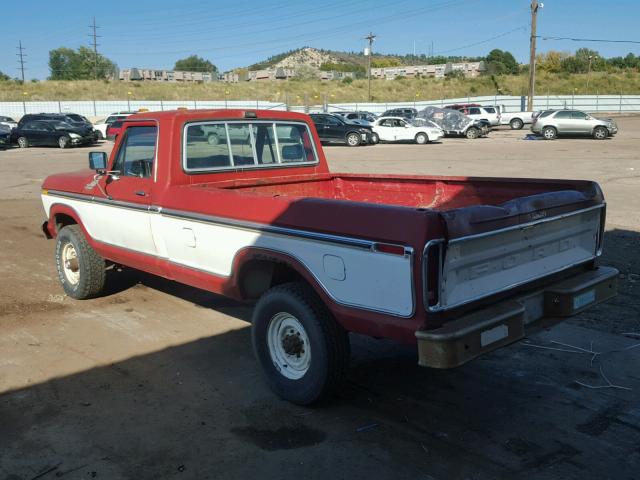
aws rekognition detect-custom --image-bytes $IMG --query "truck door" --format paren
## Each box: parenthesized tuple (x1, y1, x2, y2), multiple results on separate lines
(92, 124, 158, 256)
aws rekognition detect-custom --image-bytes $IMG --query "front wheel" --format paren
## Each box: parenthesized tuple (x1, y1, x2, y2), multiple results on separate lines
(251, 282, 350, 405)
(207, 133, 220, 145)
(415, 132, 428, 144)
(346, 132, 360, 147)
(542, 126, 557, 140)
(58, 136, 70, 149)
(370, 132, 379, 144)
(510, 118, 524, 130)
(593, 126, 608, 140)
(55, 225, 106, 299)
(465, 127, 479, 139)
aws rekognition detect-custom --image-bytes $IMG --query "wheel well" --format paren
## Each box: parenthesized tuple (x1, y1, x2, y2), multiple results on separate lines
(54, 213, 77, 233)
(238, 259, 306, 300)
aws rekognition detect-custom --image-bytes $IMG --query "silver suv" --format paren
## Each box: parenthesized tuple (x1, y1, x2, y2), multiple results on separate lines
(531, 109, 618, 140)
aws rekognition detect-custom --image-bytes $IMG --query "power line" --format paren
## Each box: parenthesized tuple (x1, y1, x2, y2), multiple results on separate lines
(537, 35, 640, 45)
(16, 41, 27, 83)
(89, 17, 101, 80)
(434, 25, 527, 55)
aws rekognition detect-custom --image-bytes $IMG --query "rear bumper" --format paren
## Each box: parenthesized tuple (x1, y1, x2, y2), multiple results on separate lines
(416, 266, 618, 368)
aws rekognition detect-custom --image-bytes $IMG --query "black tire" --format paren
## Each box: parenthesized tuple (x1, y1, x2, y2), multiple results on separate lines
(55, 225, 106, 300)
(58, 136, 70, 149)
(207, 133, 220, 145)
(251, 282, 350, 405)
(415, 132, 428, 144)
(465, 127, 479, 139)
(593, 126, 608, 140)
(17, 136, 29, 148)
(346, 132, 361, 147)
(509, 118, 524, 130)
(97, 130, 105, 140)
(370, 132, 380, 144)
(542, 126, 557, 140)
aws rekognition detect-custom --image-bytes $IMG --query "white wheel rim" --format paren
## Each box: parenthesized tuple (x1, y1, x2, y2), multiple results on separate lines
(544, 129, 554, 138)
(61, 243, 80, 285)
(267, 312, 311, 380)
(59, 137, 66, 147)
(348, 135, 358, 146)
(18, 138, 26, 147)
(595, 129, 605, 139)
(208, 135, 218, 145)
(417, 134, 426, 144)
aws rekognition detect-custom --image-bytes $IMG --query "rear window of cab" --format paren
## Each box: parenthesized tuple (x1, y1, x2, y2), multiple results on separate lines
(183, 120, 318, 172)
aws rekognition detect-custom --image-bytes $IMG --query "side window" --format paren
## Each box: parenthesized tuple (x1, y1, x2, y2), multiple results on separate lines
(252, 124, 277, 165)
(275, 123, 315, 163)
(572, 111, 588, 120)
(312, 116, 325, 125)
(112, 126, 157, 178)
(484, 107, 496, 113)
(325, 116, 341, 126)
(227, 123, 255, 166)
(185, 123, 231, 170)
(554, 111, 572, 119)
(468, 108, 481, 115)
(380, 119, 393, 127)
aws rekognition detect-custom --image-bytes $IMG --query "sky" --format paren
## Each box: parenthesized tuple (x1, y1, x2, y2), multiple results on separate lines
(1, 0, 639, 80)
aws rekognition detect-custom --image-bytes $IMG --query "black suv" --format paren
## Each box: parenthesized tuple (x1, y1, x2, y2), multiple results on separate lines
(309, 114, 373, 146)
(13, 119, 96, 148)
(381, 108, 418, 119)
(18, 114, 98, 141)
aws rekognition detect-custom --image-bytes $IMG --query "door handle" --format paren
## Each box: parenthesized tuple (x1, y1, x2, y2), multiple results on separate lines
(134, 191, 147, 197)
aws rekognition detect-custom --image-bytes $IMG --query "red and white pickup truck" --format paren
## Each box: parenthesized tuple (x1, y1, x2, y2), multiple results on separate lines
(41, 109, 617, 404)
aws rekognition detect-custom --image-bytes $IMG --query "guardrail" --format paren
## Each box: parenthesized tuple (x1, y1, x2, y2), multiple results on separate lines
(1, 95, 639, 118)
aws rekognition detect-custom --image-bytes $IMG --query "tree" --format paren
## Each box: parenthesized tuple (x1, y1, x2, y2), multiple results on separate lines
(292, 64, 318, 81)
(486, 49, 519, 75)
(0, 70, 10, 81)
(536, 51, 570, 73)
(173, 55, 217, 73)
(49, 46, 116, 80)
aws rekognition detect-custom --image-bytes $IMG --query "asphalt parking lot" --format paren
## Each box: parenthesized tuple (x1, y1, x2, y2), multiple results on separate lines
(1, 118, 639, 479)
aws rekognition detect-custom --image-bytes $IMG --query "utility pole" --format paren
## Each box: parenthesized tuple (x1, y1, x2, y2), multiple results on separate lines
(527, 0, 540, 111)
(89, 17, 101, 80)
(365, 32, 376, 102)
(16, 41, 26, 83)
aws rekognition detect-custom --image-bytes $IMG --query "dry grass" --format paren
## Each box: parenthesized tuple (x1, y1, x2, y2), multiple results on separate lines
(1, 72, 639, 103)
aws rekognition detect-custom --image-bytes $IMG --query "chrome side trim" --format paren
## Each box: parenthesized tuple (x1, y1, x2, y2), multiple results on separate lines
(448, 204, 605, 245)
(159, 208, 376, 251)
(47, 190, 151, 212)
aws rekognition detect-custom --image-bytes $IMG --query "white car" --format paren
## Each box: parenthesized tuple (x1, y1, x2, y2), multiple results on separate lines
(372, 116, 444, 144)
(0, 116, 17, 130)
(93, 112, 133, 140)
(459, 106, 501, 126)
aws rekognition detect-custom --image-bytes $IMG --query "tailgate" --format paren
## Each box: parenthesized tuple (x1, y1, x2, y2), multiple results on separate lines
(426, 191, 605, 312)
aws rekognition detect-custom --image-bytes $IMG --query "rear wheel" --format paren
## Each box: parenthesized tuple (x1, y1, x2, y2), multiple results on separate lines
(509, 118, 524, 130)
(251, 282, 350, 405)
(207, 133, 220, 145)
(58, 136, 70, 149)
(415, 132, 428, 144)
(542, 126, 557, 140)
(465, 127, 479, 139)
(370, 132, 379, 144)
(346, 132, 360, 147)
(55, 225, 106, 299)
(17, 136, 29, 148)
(593, 126, 608, 140)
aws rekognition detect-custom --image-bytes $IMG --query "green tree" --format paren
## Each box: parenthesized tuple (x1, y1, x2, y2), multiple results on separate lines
(173, 55, 217, 73)
(0, 70, 10, 81)
(49, 46, 116, 80)
(486, 49, 519, 75)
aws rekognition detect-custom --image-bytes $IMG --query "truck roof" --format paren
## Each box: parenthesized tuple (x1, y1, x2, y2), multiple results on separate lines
(124, 109, 310, 124)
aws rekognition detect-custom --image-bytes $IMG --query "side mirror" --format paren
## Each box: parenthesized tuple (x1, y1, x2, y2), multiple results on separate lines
(89, 151, 107, 171)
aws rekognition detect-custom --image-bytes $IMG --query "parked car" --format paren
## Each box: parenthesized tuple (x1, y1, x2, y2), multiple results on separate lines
(334, 111, 378, 126)
(531, 109, 618, 140)
(449, 105, 501, 126)
(372, 116, 443, 144)
(18, 113, 99, 142)
(381, 108, 418, 119)
(13, 120, 95, 148)
(0, 124, 11, 149)
(40, 108, 617, 405)
(444, 103, 481, 110)
(417, 106, 489, 139)
(106, 120, 125, 141)
(94, 112, 134, 139)
(500, 110, 534, 129)
(0, 116, 18, 130)
(309, 113, 374, 146)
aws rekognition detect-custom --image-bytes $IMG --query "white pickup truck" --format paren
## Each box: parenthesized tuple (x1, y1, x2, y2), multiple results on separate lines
(500, 110, 535, 130)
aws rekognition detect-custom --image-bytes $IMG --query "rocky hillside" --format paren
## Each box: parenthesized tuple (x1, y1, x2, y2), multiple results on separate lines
(272, 48, 343, 69)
